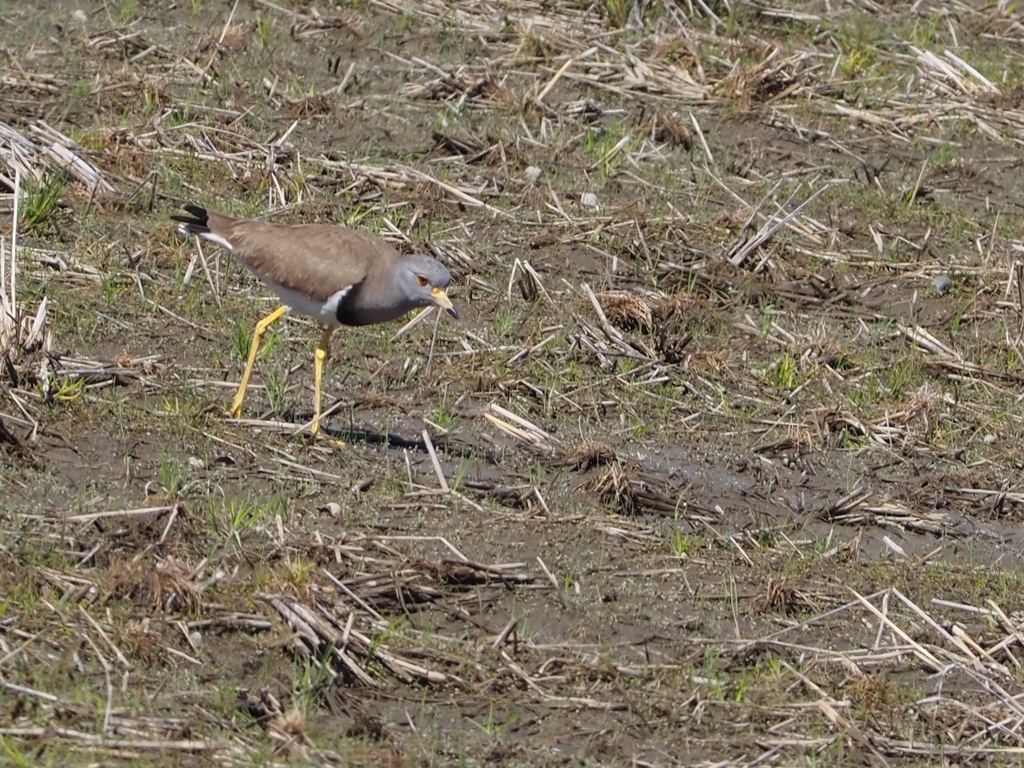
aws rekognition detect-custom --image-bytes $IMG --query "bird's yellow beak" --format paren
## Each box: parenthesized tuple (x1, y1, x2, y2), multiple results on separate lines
(431, 287, 459, 319)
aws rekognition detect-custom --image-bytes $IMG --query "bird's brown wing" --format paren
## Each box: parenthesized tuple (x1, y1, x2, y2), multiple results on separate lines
(206, 212, 399, 303)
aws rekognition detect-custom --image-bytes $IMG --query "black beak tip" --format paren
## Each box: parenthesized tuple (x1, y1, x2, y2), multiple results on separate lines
(447, 307, 460, 320)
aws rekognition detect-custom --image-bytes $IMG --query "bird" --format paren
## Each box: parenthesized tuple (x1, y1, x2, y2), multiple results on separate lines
(171, 205, 458, 438)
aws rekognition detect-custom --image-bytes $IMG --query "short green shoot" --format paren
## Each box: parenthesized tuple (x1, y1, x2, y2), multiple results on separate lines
(20, 173, 67, 232)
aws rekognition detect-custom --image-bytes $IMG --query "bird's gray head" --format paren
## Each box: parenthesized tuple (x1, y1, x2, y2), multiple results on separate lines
(397, 254, 459, 319)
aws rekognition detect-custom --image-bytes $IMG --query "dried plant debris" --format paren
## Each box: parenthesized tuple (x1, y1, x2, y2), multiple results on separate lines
(580, 461, 709, 520)
(587, 289, 706, 365)
(559, 439, 617, 471)
(262, 592, 457, 688)
(752, 577, 818, 617)
(290, 11, 361, 40)
(337, 556, 535, 609)
(257, 542, 535, 687)
(238, 689, 316, 759)
(0, 416, 42, 469)
(822, 488, 955, 536)
(459, 480, 539, 509)
(106, 559, 205, 613)
(199, 23, 250, 53)
(716, 49, 803, 102)
(0, 120, 117, 197)
(638, 109, 693, 149)
(284, 93, 334, 119)
(583, 462, 640, 516)
(596, 291, 654, 333)
(483, 403, 561, 452)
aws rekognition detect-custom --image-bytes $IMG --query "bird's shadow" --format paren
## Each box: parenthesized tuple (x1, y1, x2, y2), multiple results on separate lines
(313, 417, 501, 465)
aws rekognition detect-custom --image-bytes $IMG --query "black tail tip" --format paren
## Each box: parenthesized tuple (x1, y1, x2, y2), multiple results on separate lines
(169, 204, 209, 228)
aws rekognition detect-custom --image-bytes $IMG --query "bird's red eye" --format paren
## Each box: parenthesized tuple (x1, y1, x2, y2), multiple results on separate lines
(417, 276, 429, 287)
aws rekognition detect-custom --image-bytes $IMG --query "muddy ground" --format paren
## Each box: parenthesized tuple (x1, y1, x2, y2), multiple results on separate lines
(2, 0, 1024, 765)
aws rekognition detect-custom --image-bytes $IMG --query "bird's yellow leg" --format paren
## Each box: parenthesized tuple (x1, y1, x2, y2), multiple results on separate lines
(229, 305, 287, 418)
(310, 325, 335, 438)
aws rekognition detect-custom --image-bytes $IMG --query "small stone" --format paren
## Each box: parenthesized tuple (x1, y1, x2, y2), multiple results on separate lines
(933, 275, 952, 296)
(190, 631, 203, 649)
(580, 192, 599, 210)
(321, 502, 342, 518)
(983, 434, 996, 445)
(72, 9, 88, 22)
(188, 456, 205, 470)
(523, 166, 542, 184)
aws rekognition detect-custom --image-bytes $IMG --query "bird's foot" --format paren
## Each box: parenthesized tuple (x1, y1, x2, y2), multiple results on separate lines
(309, 421, 345, 447)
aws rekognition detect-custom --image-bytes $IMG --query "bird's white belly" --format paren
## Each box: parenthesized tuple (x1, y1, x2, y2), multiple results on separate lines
(244, 266, 350, 326)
